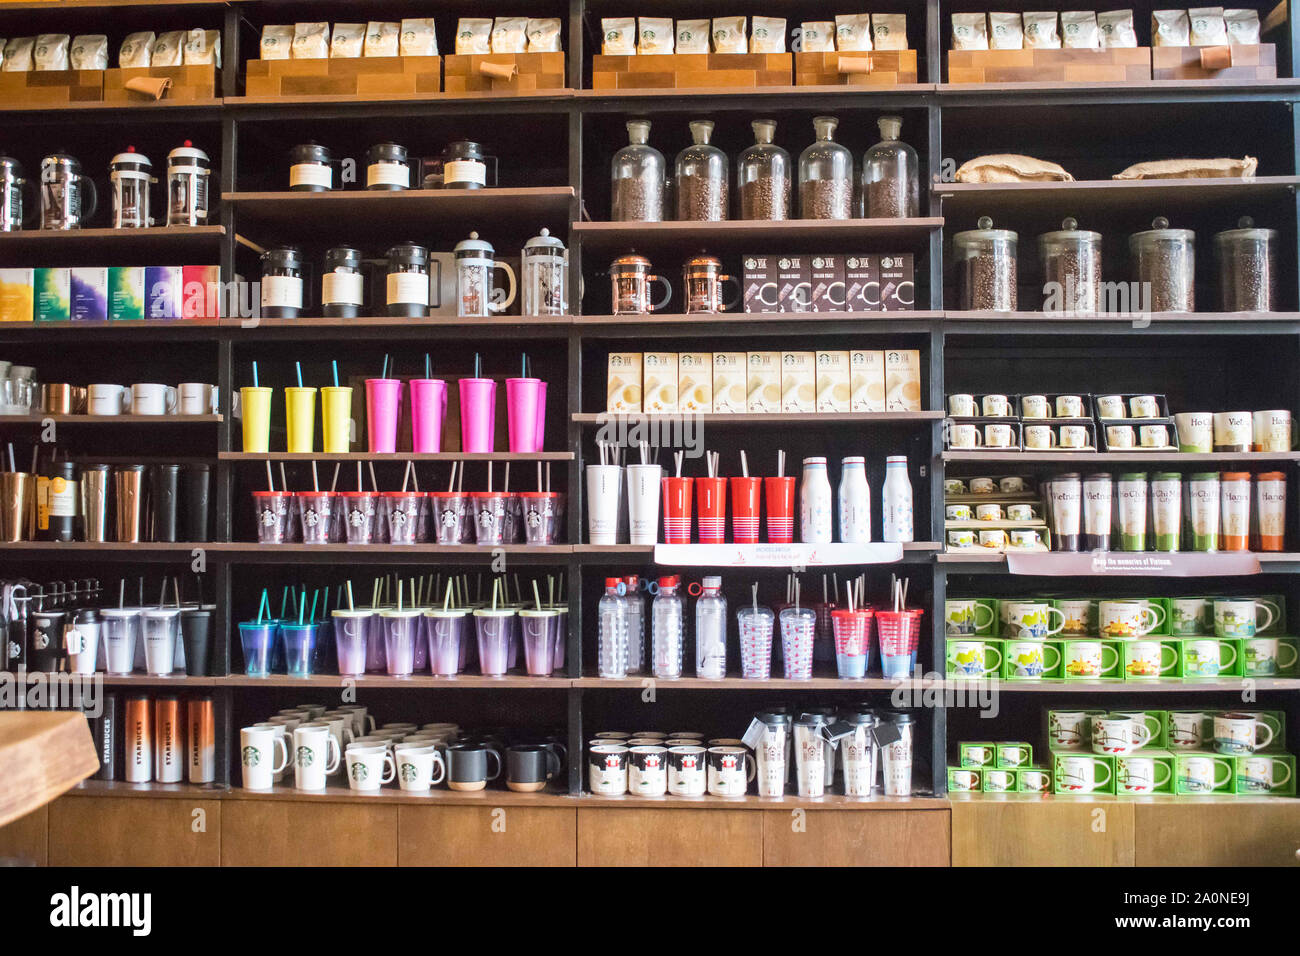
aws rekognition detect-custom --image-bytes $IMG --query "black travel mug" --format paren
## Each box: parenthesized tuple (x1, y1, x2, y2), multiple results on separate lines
(92, 692, 119, 781)
(180, 606, 212, 677)
(150, 463, 181, 543)
(27, 608, 65, 672)
(181, 463, 210, 542)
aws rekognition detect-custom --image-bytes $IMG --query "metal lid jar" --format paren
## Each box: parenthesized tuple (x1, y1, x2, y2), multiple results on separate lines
(610, 254, 661, 315)
(385, 242, 429, 317)
(441, 140, 489, 190)
(166, 140, 210, 226)
(1129, 216, 1195, 313)
(260, 246, 305, 319)
(738, 119, 791, 221)
(611, 119, 665, 222)
(1039, 217, 1102, 315)
(322, 245, 364, 318)
(366, 142, 410, 191)
(682, 254, 728, 314)
(108, 146, 154, 229)
(521, 227, 567, 317)
(1214, 216, 1277, 313)
(953, 216, 1018, 312)
(289, 142, 332, 192)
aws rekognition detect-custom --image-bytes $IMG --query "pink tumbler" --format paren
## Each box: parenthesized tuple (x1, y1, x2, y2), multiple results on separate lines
(409, 378, 447, 453)
(366, 378, 402, 453)
(458, 377, 497, 453)
(506, 377, 546, 453)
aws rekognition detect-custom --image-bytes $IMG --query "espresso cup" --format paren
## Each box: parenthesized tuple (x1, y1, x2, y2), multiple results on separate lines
(948, 393, 976, 416)
(1055, 395, 1084, 418)
(984, 423, 1013, 448)
(1140, 424, 1169, 448)
(981, 394, 1009, 417)
(1024, 424, 1056, 449)
(1129, 395, 1159, 418)
(1058, 424, 1088, 449)
(1106, 425, 1135, 449)
(1096, 394, 1126, 418)
(1021, 394, 1050, 419)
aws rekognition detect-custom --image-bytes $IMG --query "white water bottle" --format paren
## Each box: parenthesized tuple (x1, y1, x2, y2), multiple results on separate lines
(652, 576, 684, 679)
(838, 456, 871, 542)
(882, 455, 913, 542)
(799, 457, 833, 544)
(694, 576, 727, 679)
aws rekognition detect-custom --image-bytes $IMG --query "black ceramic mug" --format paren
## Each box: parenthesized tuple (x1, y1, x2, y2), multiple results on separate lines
(447, 743, 502, 792)
(506, 744, 561, 792)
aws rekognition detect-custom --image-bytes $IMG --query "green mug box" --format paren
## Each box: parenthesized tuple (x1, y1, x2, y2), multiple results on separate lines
(1052, 598, 1097, 637)
(1233, 754, 1295, 795)
(1051, 750, 1116, 795)
(1016, 767, 1053, 793)
(975, 599, 998, 637)
(996, 742, 1033, 768)
(1258, 594, 1287, 635)
(1239, 636, 1299, 677)
(1115, 749, 1175, 795)
(959, 742, 997, 768)
(1173, 751, 1235, 795)
(1001, 640, 1060, 681)
(982, 767, 1019, 792)
(948, 767, 982, 792)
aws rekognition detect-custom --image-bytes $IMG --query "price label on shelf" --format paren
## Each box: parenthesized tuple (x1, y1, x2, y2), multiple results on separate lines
(1005, 551, 1262, 577)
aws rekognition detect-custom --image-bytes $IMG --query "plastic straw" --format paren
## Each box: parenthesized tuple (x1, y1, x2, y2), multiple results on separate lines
(332, 360, 340, 388)
(265, 461, 275, 492)
(741, 451, 749, 477)
(475, 353, 481, 378)
(381, 354, 389, 379)
(425, 353, 431, 379)
(533, 580, 542, 611)
(298, 593, 306, 626)
(295, 361, 303, 388)
(346, 580, 355, 611)
(330, 463, 340, 493)
(252, 361, 259, 388)
(279, 463, 288, 494)
(311, 461, 319, 492)
(310, 590, 319, 621)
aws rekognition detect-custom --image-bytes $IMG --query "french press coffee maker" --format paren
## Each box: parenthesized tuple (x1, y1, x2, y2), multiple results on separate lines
(166, 141, 211, 226)
(454, 232, 517, 317)
(0, 156, 36, 232)
(521, 227, 567, 317)
(609, 254, 668, 315)
(40, 152, 97, 230)
(109, 146, 155, 229)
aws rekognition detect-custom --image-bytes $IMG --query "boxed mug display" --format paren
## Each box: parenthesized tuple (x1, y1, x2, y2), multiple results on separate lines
(1053, 751, 1116, 795)
(1015, 393, 1094, 421)
(981, 766, 1017, 791)
(1174, 751, 1235, 795)
(948, 766, 981, 792)
(1116, 750, 1176, 795)
(1233, 753, 1295, 795)
(1016, 767, 1052, 793)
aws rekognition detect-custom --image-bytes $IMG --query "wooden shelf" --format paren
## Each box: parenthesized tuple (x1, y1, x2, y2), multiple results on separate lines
(224, 90, 575, 112)
(572, 792, 947, 809)
(0, 98, 222, 116)
(572, 217, 943, 251)
(944, 450, 1300, 463)
(573, 676, 934, 691)
(68, 780, 228, 800)
(220, 673, 566, 688)
(222, 783, 575, 807)
(0, 414, 221, 424)
(220, 451, 574, 462)
(573, 542, 942, 560)
(0, 225, 225, 253)
(573, 311, 941, 331)
(572, 411, 942, 425)
(944, 311, 1300, 331)
(941, 678, 1300, 692)
(936, 176, 1300, 214)
(2, 671, 220, 687)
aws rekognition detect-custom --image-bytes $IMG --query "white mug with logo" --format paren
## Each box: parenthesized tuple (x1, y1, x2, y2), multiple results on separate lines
(668, 745, 707, 796)
(983, 423, 1013, 447)
(132, 383, 178, 416)
(1021, 394, 1049, 418)
(1213, 712, 1276, 755)
(1096, 394, 1126, 418)
(1024, 424, 1055, 449)
(948, 393, 976, 416)
(1129, 394, 1160, 418)
(1237, 755, 1293, 793)
(394, 744, 447, 791)
(950, 423, 981, 448)
(1055, 754, 1112, 793)
(1117, 756, 1171, 794)
(1055, 395, 1084, 418)
(1213, 411, 1253, 451)
(293, 724, 342, 791)
(345, 744, 397, 791)
(981, 394, 1010, 417)
(1167, 711, 1208, 749)
(706, 746, 755, 796)
(588, 744, 629, 794)
(241, 725, 290, 790)
(1181, 754, 1231, 793)
(1139, 424, 1169, 448)
(1106, 425, 1135, 449)
(1253, 410, 1292, 452)
(1058, 424, 1089, 448)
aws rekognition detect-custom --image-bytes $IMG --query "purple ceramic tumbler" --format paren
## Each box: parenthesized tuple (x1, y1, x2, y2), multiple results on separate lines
(409, 378, 447, 454)
(366, 378, 402, 453)
(425, 609, 467, 676)
(474, 609, 514, 676)
(458, 377, 497, 454)
(506, 377, 545, 453)
(332, 609, 372, 676)
(520, 609, 558, 676)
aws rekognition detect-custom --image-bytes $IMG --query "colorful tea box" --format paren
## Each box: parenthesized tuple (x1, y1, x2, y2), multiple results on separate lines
(843, 254, 878, 312)
(1173, 751, 1234, 795)
(70, 267, 108, 322)
(0, 269, 34, 322)
(982, 767, 1017, 792)
(712, 352, 746, 413)
(780, 351, 815, 413)
(807, 254, 843, 312)
(1233, 753, 1295, 795)
(34, 268, 70, 322)
(1016, 767, 1052, 792)
(146, 266, 183, 319)
(884, 348, 922, 411)
(745, 352, 781, 413)
(775, 255, 809, 313)
(606, 352, 642, 412)
(741, 254, 777, 313)
(108, 267, 146, 321)
(878, 253, 915, 311)
(959, 742, 996, 768)
(642, 352, 677, 413)
(678, 352, 712, 413)
(849, 349, 885, 412)
(948, 767, 981, 792)
(815, 350, 850, 413)
(1116, 749, 1175, 795)
(182, 265, 220, 318)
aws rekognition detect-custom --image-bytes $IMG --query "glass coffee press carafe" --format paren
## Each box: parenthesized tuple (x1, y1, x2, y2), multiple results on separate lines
(682, 255, 731, 314)
(109, 146, 155, 229)
(453, 232, 517, 317)
(166, 141, 211, 226)
(40, 152, 98, 230)
(521, 227, 567, 317)
(0, 155, 36, 232)
(609, 254, 668, 315)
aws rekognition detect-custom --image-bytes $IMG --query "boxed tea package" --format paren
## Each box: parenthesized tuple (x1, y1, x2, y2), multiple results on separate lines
(108, 267, 145, 321)
(850, 349, 885, 411)
(678, 352, 712, 412)
(642, 351, 678, 413)
(808, 254, 844, 312)
(182, 265, 220, 318)
(712, 352, 747, 412)
(843, 254, 879, 312)
(144, 266, 182, 319)
(780, 351, 816, 412)
(0, 269, 33, 322)
(606, 352, 642, 412)
(71, 267, 108, 322)
(34, 268, 70, 322)
(746, 351, 781, 413)
(742, 254, 778, 313)
(885, 348, 922, 411)
(776, 255, 810, 313)
(816, 350, 851, 412)
(878, 254, 915, 311)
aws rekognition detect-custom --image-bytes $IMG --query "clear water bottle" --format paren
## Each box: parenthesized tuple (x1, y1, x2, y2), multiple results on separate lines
(623, 575, 645, 675)
(882, 455, 914, 542)
(800, 456, 833, 544)
(838, 456, 871, 542)
(694, 576, 727, 679)
(652, 575, 684, 679)
(597, 577, 628, 679)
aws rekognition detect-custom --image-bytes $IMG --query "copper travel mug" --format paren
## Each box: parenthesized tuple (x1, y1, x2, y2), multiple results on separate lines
(80, 463, 110, 542)
(113, 464, 144, 542)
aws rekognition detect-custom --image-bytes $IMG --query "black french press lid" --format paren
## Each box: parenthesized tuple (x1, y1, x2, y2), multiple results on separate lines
(367, 142, 408, 164)
(290, 142, 331, 165)
(755, 711, 791, 726)
(324, 246, 363, 272)
(386, 242, 428, 268)
(261, 246, 304, 271)
(0, 155, 24, 176)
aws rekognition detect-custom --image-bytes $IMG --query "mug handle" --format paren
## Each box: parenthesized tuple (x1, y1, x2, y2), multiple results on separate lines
(489, 260, 517, 312)
(1139, 604, 1165, 635)
(271, 736, 291, 775)
(1100, 644, 1120, 674)
(325, 736, 341, 775)
(1042, 643, 1061, 672)
(1278, 642, 1299, 671)
(165, 386, 178, 414)
(1271, 759, 1293, 789)
(983, 644, 1002, 675)
(1093, 759, 1112, 789)
(1133, 721, 1154, 748)
(1218, 641, 1238, 671)
(745, 753, 757, 783)
(1153, 761, 1172, 790)
(1160, 643, 1180, 674)
(1254, 722, 1276, 751)
(974, 604, 995, 630)
(430, 751, 447, 786)
(379, 752, 397, 785)
(485, 748, 503, 781)
(1255, 601, 1278, 634)
(80, 174, 98, 221)
(544, 749, 562, 779)
(1044, 607, 1066, 637)
(1141, 714, 1161, 744)
(1213, 759, 1232, 789)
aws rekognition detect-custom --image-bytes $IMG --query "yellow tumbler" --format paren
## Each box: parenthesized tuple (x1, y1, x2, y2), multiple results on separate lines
(321, 386, 354, 454)
(285, 386, 317, 453)
(240, 386, 273, 453)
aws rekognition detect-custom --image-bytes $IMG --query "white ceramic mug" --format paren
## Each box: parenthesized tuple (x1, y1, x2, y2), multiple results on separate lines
(1167, 711, 1208, 749)
(178, 382, 216, 416)
(706, 746, 755, 796)
(241, 725, 290, 790)
(1181, 754, 1231, 793)
(1056, 754, 1111, 793)
(394, 744, 447, 791)
(1174, 412, 1214, 452)
(948, 393, 976, 416)
(981, 394, 1009, 417)
(1106, 425, 1135, 449)
(1058, 424, 1089, 448)
(1055, 395, 1084, 418)
(1139, 424, 1169, 447)
(132, 383, 178, 416)
(1099, 600, 1164, 638)
(345, 745, 397, 791)
(1213, 712, 1276, 755)
(1091, 715, 1152, 755)
(1024, 424, 1055, 449)
(1117, 756, 1171, 794)
(588, 744, 629, 794)
(667, 745, 707, 795)
(293, 724, 342, 791)
(1213, 411, 1253, 450)
(949, 423, 981, 448)
(1129, 394, 1160, 418)
(1096, 394, 1126, 418)
(88, 383, 130, 415)
(1236, 755, 1293, 793)
(1253, 410, 1292, 452)
(983, 423, 1013, 447)
(1020, 394, 1049, 418)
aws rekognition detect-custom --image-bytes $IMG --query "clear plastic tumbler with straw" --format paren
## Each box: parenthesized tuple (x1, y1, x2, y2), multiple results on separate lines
(339, 491, 377, 544)
(331, 608, 372, 676)
(780, 604, 817, 680)
(475, 607, 515, 676)
(142, 607, 181, 675)
(737, 601, 774, 680)
(239, 620, 277, 676)
(425, 607, 467, 676)
(381, 608, 421, 676)
(385, 491, 423, 545)
(520, 607, 559, 676)
(428, 491, 464, 545)
(280, 621, 318, 677)
(100, 606, 142, 675)
(832, 608, 874, 679)
(252, 490, 291, 544)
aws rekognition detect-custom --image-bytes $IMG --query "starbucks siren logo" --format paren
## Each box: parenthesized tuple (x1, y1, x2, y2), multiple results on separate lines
(241, 745, 261, 767)
(350, 762, 369, 782)
(400, 762, 418, 782)
(296, 746, 314, 768)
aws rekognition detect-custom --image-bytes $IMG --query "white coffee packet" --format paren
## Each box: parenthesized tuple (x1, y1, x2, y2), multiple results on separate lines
(712, 17, 748, 53)
(1061, 11, 1101, 48)
(601, 17, 636, 54)
(1224, 8, 1261, 43)
(800, 21, 835, 52)
(365, 22, 400, 57)
(456, 19, 493, 55)
(1098, 10, 1139, 48)
(152, 30, 184, 66)
(989, 13, 1024, 49)
(835, 15, 873, 52)
(491, 17, 528, 54)
(952, 13, 989, 50)
(872, 14, 908, 49)
(259, 25, 292, 60)
(526, 18, 562, 53)
(637, 18, 674, 54)
(750, 16, 786, 53)
(292, 23, 330, 59)
(183, 28, 220, 66)
(69, 35, 107, 70)
(1189, 7, 1229, 45)
(1152, 10, 1191, 45)
(33, 34, 69, 71)
(676, 19, 711, 53)
(3, 36, 32, 71)
(1023, 12, 1061, 47)
(331, 24, 365, 58)
(399, 19, 437, 56)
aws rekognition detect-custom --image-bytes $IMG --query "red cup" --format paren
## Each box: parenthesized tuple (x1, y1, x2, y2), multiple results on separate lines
(660, 476, 693, 544)
(763, 476, 796, 543)
(729, 476, 761, 543)
(695, 477, 726, 544)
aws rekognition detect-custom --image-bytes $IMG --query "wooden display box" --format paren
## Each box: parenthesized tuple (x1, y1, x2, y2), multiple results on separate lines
(443, 53, 565, 93)
(244, 57, 440, 97)
(794, 50, 919, 86)
(0, 69, 102, 104)
(947, 47, 1151, 83)
(1151, 43, 1276, 80)
(104, 64, 217, 101)
(591, 53, 792, 90)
